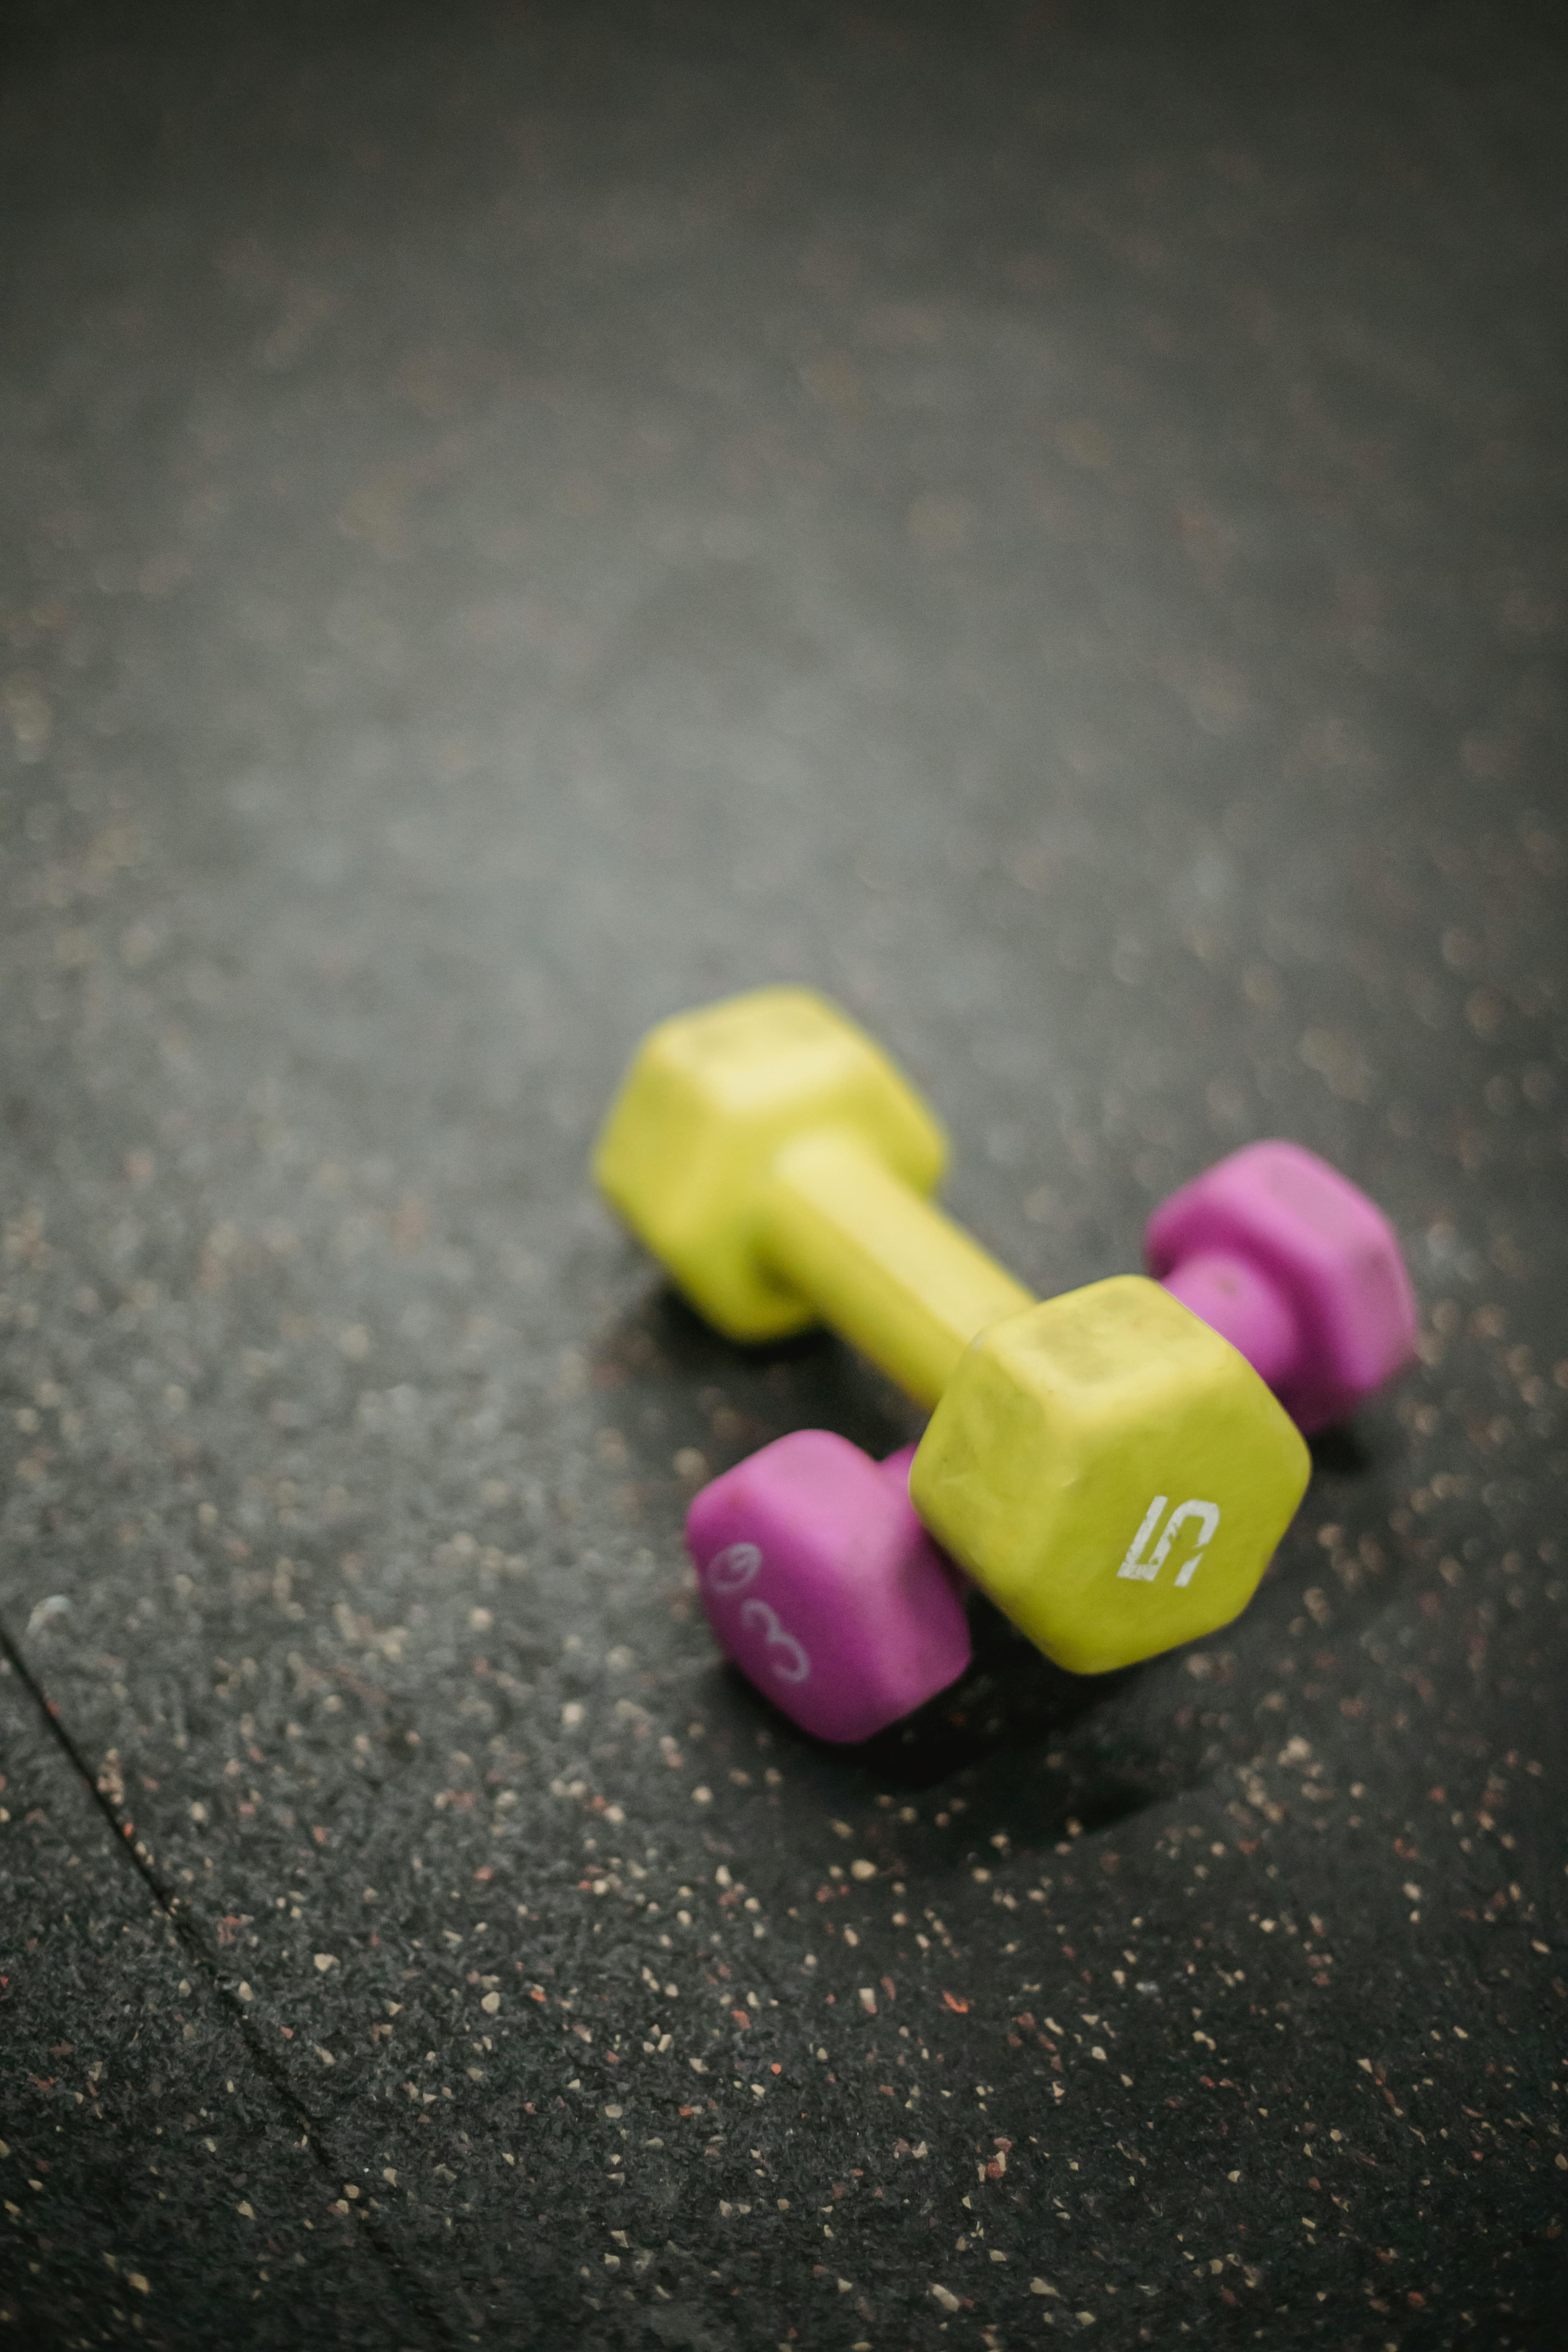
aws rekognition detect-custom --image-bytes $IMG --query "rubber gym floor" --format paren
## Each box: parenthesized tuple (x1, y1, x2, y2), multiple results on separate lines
(1, 3, 1564, 2345)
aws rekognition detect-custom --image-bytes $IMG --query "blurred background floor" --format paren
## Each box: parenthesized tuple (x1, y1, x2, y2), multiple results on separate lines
(1, 2, 1565, 2345)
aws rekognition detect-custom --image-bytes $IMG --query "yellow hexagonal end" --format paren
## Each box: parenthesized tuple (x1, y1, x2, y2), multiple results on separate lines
(592, 987, 948, 1342)
(910, 1276, 1311, 1674)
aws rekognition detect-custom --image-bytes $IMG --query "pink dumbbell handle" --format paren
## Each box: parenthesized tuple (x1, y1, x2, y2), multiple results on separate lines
(1145, 1140, 1417, 1432)
(878, 1442, 920, 1490)
(1158, 1250, 1300, 1394)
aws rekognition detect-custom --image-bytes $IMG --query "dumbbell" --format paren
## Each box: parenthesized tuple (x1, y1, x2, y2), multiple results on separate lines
(686, 1435, 971, 1742)
(685, 1136, 1417, 1737)
(595, 989, 1408, 1708)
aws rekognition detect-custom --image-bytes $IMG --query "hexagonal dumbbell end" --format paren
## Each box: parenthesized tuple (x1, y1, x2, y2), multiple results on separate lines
(686, 1434, 971, 1743)
(911, 1276, 1312, 1676)
(594, 987, 948, 1345)
(1145, 1141, 1417, 1434)
(593, 987, 1031, 1405)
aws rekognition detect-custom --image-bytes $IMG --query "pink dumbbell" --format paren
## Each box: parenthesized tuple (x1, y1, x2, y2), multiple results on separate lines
(688, 1141, 1416, 1741)
(686, 1437, 968, 1744)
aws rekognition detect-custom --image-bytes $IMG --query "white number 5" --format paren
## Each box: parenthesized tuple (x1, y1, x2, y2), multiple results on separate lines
(1116, 1495, 1221, 1588)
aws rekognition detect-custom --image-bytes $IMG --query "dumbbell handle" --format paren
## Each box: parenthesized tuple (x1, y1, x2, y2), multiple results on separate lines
(760, 1130, 1032, 1410)
(1158, 1250, 1300, 1395)
(876, 1441, 920, 1489)
(766, 1130, 1329, 1427)
(762, 1129, 1345, 1427)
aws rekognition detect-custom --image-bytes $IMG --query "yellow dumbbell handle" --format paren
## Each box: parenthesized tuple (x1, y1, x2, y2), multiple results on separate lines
(760, 1130, 1034, 1410)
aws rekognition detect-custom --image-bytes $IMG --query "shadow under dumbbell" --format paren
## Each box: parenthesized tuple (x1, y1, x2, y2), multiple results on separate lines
(1307, 1421, 1374, 1479)
(711, 1593, 1187, 1847)
(860, 1597, 1131, 1784)
(596, 1278, 922, 1465)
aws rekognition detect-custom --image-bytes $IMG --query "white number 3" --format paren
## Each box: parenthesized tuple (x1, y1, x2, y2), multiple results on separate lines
(738, 1598, 811, 1684)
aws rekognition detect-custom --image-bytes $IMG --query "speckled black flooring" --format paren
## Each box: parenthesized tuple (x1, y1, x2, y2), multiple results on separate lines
(1, 3, 1565, 2346)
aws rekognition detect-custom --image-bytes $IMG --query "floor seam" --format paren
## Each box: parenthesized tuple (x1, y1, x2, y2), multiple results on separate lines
(0, 1610, 464, 2352)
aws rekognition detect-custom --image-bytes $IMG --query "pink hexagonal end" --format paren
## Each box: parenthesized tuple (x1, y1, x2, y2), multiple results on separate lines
(686, 1430, 970, 1743)
(1145, 1140, 1418, 1432)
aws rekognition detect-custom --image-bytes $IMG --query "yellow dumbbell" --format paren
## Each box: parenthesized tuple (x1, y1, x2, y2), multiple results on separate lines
(595, 987, 1309, 1673)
